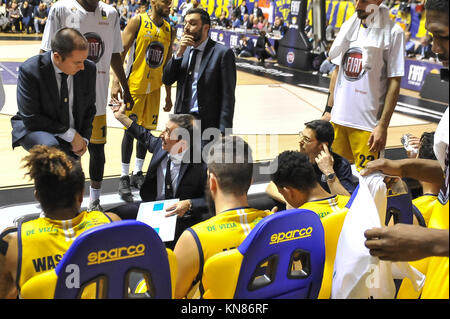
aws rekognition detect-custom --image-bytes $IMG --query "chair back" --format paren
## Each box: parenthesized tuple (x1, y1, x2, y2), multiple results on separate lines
(232, 209, 325, 299)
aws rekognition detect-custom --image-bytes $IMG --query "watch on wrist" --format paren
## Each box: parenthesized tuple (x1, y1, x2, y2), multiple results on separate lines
(322, 173, 336, 182)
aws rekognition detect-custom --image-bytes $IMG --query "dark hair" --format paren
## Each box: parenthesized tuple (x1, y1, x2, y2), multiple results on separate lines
(22, 145, 85, 212)
(304, 119, 335, 147)
(425, 0, 449, 13)
(418, 132, 437, 160)
(169, 113, 194, 141)
(207, 136, 253, 196)
(185, 8, 211, 25)
(270, 151, 317, 191)
(51, 27, 88, 60)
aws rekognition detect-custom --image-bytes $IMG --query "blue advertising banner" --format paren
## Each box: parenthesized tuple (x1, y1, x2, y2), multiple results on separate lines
(401, 59, 443, 92)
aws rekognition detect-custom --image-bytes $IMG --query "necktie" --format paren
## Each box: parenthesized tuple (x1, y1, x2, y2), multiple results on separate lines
(182, 49, 199, 113)
(165, 156, 174, 199)
(60, 73, 70, 127)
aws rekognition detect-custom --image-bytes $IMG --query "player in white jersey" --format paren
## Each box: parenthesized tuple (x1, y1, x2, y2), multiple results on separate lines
(41, 0, 134, 211)
(322, 0, 405, 172)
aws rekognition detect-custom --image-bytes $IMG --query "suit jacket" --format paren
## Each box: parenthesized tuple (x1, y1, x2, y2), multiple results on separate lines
(162, 38, 236, 134)
(11, 51, 97, 147)
(127, 121, 208, 217)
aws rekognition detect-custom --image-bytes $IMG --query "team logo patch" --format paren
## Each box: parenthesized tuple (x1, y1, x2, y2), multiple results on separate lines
(342, 47, 365, 81)
(84, 32, 105, 64)
(286, 51, 295, 64)
(145, 41, 165, 69)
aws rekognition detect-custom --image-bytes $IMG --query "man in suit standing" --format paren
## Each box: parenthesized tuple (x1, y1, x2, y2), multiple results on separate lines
(111, 103, 208, 249)
(11, 28, 96, 158)
(162, 8, 236, 140)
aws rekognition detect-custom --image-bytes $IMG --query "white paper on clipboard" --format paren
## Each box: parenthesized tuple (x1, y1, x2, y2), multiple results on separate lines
(136, 199, 179, 242)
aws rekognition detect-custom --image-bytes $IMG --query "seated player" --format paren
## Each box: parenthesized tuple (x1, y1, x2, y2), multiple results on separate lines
(173, 136, 273, 299)
(0, 145, 120, 298)
(411, 132, 440, 226)
(270, 150, 349, 218)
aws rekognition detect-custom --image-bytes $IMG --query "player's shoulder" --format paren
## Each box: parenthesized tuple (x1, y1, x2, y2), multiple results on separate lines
(390, 20, 405, 36)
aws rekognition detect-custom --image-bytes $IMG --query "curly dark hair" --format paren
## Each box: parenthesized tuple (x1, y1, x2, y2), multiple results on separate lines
(270, 151, 317, 191)
(22, 145, 85, 212)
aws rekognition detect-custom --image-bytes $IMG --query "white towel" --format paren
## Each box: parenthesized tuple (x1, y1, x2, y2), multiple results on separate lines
(329, 4, 392, 71)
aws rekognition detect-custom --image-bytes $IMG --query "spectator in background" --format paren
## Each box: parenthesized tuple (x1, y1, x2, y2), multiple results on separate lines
(8, 1, 22, 33)
(405, 31, 416, 56)
(242, 13, 252, 29)
(192, 0, 202, 10)
(0, 2, 10, 32)
(325, 20, 335, 43)
(20, 1, 33, 33)
(270, 16, 287, 36)
(179, 0, 192, 22)
(415, 34, 436, 60)
(119, 6, 129, 30)
(33, 1, 47, 34)
(128, 0, 138, 17)
(217, 10, 230, 28)
(231, 11, 241, 29)
(253, 1, 263, 19)
(168, 7, 178, 27)
(239, 0, 248, 21)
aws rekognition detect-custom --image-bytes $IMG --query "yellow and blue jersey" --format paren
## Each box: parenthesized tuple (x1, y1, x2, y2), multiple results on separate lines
(126, 13, 172, 95)
(17, 211, 111, 290)
(300, 195, 350, 219)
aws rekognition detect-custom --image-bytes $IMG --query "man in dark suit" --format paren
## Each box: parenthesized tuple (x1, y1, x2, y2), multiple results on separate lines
(162, 8, 236, 139)
(11, 28, 96, 158)
(111, 104, 208, 249)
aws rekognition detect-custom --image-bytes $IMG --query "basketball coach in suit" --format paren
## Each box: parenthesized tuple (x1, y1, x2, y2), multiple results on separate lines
(111, 104, 208, 249)
(11, 27, 96, 158)
(163, 8, 236, 137)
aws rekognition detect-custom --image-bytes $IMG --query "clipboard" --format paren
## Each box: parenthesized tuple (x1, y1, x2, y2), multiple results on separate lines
(136, 199, 179, 242)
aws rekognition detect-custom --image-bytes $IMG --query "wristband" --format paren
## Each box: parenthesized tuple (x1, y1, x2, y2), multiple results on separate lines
(323, 106, 332, 115)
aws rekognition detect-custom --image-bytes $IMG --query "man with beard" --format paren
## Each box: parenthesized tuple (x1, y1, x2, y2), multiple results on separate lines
(41, 0, 134, 212)
(363, 0, 449, 299)
(321, 0, 405, 172)
(163, 8, 236, 139)
(111, 0, 175, 202)
(173, 136, 272, 299)
(110, 104, 208, 250)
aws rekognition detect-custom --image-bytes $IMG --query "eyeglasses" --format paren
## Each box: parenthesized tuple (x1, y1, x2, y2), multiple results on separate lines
(298, 132, 313, 144)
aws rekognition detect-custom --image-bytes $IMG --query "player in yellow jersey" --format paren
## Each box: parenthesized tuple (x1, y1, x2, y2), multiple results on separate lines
(112, 0, 175, 202)
(270, 150, 349, 218)
(0, 146, 120, 298)
(362, 2, 449, 296)
(173, 136, 272, 299)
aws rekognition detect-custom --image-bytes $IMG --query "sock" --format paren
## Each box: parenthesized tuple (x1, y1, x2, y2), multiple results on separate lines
(133, 158, 145, 174)
(121, 162, 130, 177)
(90, 187, 101, 203)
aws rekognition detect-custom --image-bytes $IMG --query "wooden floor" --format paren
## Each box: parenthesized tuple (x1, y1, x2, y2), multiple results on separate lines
(0, 39, 438, 189)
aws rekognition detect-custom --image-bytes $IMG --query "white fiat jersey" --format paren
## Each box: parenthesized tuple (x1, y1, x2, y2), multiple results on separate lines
(331, 21, 405, 132)
(41, 0, 123, 116)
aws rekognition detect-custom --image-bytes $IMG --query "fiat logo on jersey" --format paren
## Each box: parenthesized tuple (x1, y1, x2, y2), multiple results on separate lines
(146, 41, 165, 69)
(343, 47, 365, 81)
(286, 51, 295, 64)
(84, 32, 105, 64)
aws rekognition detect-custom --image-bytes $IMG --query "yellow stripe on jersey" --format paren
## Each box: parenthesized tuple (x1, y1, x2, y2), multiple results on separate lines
(300, 195, 350, 219)
(127, 13, 172, 95)
(18, 211, 111, 289)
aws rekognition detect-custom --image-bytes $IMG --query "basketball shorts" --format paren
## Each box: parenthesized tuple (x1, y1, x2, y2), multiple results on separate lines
(331, 122, 380, 172)
(90, 114, 107, 144)
(125, 89, 161, 130)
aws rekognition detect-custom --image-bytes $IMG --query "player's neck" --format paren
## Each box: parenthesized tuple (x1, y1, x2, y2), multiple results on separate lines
(307, 184, 332, 202)
(149, 11, 164, 27)
(214, 193, 249, 216)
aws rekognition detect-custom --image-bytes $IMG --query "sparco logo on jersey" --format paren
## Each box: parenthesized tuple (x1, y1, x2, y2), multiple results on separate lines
(343, 47, 365, 81)
(145, 42, 165, 68)
(84, 32, 105, 64)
